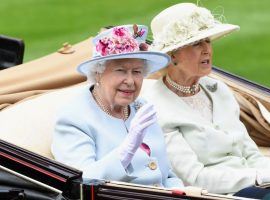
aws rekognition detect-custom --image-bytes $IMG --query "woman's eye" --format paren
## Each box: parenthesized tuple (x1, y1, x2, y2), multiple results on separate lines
(193, 42, 200, 46)
(133, 70, 142, 74)
(193, 39, 210, 47)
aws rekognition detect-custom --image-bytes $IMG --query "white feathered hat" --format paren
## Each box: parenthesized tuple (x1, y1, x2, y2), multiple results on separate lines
(151, 3, 240, 53)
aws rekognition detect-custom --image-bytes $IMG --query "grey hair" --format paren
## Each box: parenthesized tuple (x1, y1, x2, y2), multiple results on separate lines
(86, 59, 151, 84)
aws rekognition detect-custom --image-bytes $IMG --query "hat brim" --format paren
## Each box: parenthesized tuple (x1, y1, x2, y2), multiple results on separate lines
(77, 51, 170, 76)
(160, 23, 240, 53)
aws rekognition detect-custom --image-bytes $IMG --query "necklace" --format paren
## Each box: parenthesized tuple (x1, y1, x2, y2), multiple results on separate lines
(92, 88, 129, 120)
(166, 75, 199, 95)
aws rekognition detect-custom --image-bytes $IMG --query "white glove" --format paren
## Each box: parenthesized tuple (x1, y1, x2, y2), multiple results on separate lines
(119, 103, 157, 168)
(256, 170, 270, 185)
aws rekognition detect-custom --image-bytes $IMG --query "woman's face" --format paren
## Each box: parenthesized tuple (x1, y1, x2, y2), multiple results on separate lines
(172, 39, 213, 79)
(97, 58, 145, 107)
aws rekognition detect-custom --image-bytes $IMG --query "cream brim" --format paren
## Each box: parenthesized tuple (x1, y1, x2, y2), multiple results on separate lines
(159, 23, 240, 53)
(77, 51, 170, 76)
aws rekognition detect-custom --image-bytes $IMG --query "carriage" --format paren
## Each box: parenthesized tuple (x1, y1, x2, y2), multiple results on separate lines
(0, 36, 269, 199)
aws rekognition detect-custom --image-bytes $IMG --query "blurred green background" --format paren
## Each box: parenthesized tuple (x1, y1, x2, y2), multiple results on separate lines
(1, 0, 270, 87)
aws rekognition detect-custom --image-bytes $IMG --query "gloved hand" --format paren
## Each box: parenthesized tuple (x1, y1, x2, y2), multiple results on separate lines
(119, 103, 157, 168)
(256, 170, 270, 185)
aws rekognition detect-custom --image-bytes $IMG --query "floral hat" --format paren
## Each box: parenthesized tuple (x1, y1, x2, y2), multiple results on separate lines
(151, 3, 240, 53)
(77, 24, 170, 76)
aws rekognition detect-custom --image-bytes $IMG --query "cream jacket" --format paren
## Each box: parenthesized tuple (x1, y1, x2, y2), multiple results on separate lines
(142, 77, 270, 194)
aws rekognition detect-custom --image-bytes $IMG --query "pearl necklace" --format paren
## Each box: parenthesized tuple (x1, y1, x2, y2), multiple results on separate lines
(92, 88, 129, 120)
(166, 75, 199, 95)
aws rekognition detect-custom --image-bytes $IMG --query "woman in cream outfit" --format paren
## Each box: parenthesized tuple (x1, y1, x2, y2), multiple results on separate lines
(143, 3, 270, 199)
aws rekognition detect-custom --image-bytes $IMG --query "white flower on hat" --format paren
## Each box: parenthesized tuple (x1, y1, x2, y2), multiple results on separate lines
(153, 7, 219, 51)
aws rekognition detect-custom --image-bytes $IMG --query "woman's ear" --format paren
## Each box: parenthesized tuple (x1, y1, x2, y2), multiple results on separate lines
(170, 52, 178, 66)
(95, 73, 101, 86)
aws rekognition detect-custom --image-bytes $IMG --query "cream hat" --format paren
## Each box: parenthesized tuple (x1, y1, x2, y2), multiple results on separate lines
(151, 3, 240, 53)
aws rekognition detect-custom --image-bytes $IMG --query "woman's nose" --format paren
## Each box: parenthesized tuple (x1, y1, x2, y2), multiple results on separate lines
(202, 41, 211, 54)
(124, 72, 135, 86)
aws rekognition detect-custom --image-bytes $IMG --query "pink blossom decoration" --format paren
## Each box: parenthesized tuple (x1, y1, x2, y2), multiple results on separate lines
(112, 27, 129, 37)
(96, 26, 146, 57)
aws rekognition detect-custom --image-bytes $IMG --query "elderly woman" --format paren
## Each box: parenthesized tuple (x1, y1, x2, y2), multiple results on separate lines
(143, 3, 270, 198)
(51, 25, 184, 188)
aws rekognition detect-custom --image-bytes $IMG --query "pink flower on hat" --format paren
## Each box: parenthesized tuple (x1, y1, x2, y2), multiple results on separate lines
(96, 26, 145, 57)
(112, 27, 129, 37)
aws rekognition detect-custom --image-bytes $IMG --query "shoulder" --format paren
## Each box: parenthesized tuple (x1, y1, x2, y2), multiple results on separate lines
(200, 76, 227, 88)
(53, 85, 102, 139)
(141, 78, 182, 110)
(141, 78, 170, 101)
(141, 78, 158, 93)
(200, 76, 239, 109)
(200, 76, 234, 97)
(55, 84, 96, 121)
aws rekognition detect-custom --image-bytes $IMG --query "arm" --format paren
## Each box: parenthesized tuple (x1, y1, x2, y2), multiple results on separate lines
(165, 129, 257, 194)
(241, 126, 270, 168)
(51, 115, 135, 182)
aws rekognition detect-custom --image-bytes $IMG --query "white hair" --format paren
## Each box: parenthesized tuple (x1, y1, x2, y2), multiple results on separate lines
(86, 59, 151, 84)
(86, 61, 106, 84)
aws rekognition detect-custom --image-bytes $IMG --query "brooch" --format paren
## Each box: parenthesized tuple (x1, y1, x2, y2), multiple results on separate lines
(133, 101, 144, 111)
(206, 83, 218, 92)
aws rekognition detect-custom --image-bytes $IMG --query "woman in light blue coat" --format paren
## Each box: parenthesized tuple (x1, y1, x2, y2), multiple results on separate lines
(143, 3, 270, 199)
(51, 24, 183, 188)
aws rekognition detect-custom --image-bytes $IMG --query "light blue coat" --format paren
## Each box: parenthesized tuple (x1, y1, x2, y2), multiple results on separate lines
(51, 84, 183, 188)
(142, 77, 270, 194)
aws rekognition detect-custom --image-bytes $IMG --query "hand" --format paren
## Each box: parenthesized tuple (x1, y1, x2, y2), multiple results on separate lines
(128, 103, 157, 147)
(119, 103, 157, 168)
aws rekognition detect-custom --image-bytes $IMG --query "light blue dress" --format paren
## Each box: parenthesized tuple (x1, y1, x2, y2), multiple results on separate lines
(51, 84, 183, 188)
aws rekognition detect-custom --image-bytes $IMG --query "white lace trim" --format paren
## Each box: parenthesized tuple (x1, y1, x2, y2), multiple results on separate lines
(181, 88, 213, 122)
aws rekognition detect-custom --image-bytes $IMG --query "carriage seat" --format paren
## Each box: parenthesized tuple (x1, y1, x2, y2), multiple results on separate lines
(0, 79, 269, 159)
(0, 84, 85, 159)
